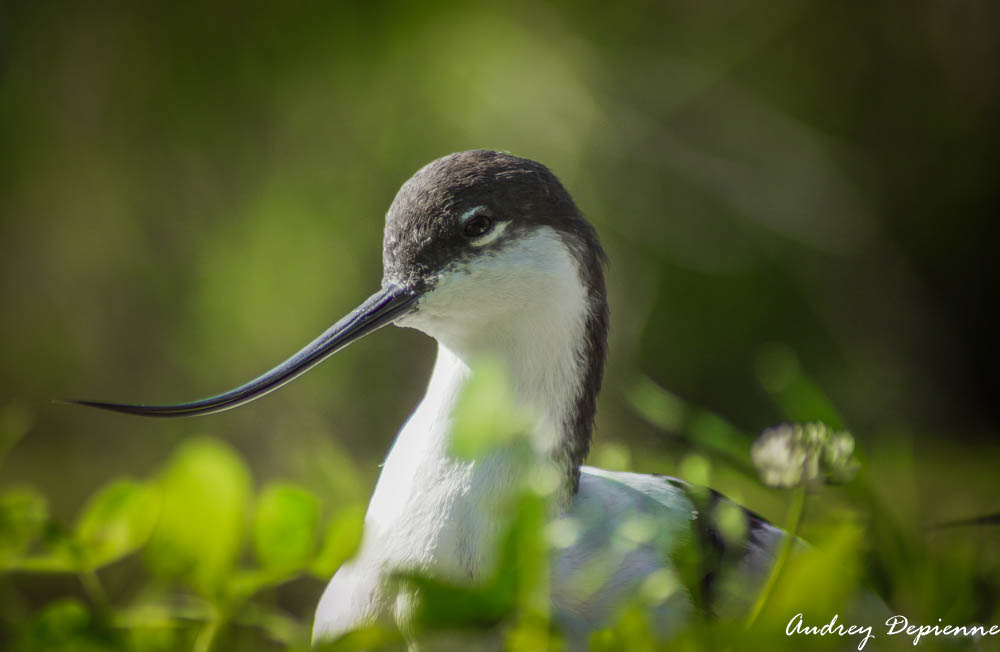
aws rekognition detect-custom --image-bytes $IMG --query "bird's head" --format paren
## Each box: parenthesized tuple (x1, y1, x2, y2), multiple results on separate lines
(381, 150, 606, 356)
(69, 150, 607, 417)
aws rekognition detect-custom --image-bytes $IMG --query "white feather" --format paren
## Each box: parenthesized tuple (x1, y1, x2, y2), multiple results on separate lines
(312, 227, 784, 643)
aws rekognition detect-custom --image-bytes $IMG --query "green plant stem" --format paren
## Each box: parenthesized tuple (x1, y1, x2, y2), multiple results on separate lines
(78, 568, 109, 613)
(745, 485, 806, 628)
(236, 603, 310, 647)
(194, 611, 223, 652)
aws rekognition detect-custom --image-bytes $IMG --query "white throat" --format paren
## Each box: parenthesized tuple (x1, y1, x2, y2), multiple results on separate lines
(372, 226, 591, 564)
(397, 226, 592, 477)
(313, 227, 596, 639)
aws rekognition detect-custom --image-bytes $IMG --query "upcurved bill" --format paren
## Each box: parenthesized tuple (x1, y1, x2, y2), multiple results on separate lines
(66, 284, 419, 417)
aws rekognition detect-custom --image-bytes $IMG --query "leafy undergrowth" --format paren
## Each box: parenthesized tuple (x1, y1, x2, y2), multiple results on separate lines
(1, 436, 366, 651)
(1, 369, 998, 651)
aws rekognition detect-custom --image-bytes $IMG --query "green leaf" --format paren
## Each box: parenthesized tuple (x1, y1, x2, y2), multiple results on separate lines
(626, 375, 687, 432)
(253, 483, 320, 571)
(397, 571, 514, 629)
(75, 479, 159, 569)
(235, 602, 312, 648)
(4, 553, 76, 573)
(225, 567, 295, 603)
(752, 522, 863, 630)
(314, 623, 406, 652)
(21, 598, 95, 651)
(144, 437, 252, 596)
(590, 604, 659, 652)
(0, 487, 48, 561)
(3, 520, 77, 573)
(311, 504, 365, 579)
(450, 356, 530, 460)
(396, 492, 547, 631)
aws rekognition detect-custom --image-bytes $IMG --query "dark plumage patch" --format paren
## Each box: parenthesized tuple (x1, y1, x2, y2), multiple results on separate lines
(381, 150, 609, 493)
(656, 475, 773, 615)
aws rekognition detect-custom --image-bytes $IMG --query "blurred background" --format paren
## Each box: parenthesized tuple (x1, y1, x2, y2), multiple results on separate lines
(2, 0, 999, 647)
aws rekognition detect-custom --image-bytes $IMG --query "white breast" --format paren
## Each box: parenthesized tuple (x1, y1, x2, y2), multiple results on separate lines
(312, 343, 533, 641)
(312, 227, 784, 644)
(314, 228, 594, 640)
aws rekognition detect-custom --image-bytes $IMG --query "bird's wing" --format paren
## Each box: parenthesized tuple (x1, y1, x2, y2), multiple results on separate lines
(566, 467, 789, 619)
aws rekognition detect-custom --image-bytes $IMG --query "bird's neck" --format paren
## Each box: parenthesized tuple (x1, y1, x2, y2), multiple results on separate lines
(426, 259, 605, 499)
(367, 301, 603, 572)
(365, 229, 608, 581)
(362, 335, 588, 581)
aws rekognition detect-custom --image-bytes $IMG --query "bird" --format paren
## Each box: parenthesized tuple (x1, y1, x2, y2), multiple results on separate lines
(73, 150, 789, 646)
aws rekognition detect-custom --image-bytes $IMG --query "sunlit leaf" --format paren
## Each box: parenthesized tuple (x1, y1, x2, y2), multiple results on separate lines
(752, 523, 865, 630)
(75, 479, 159, 569)
(626, 376, 687, 432)
(2, 518, 76, 573)
(687, 412, 750, 465)
(589, 604, 660, 652)
(397, 493, 546, 632)
(311, 504, 365, 579)
(397, 571, 514, 629)
(589, 441, 632, 472)
(124, 625, 178, 652)
(4, 553, 76, 573)
(253, 483, 320, 572)
(450, 356, 531, 460)
(314, 623, 406, 652)
(679, 453, 711, 486)
(144, 437, 252, 596)
(297, 435, 367, 507)
(627, 376, 753, 469)
(21, 598, 100, 652)
(112, 601, 183, 652)
(226, 567, 293, 602)
(236, 602, 312, 648)
(0, 487, 48, 561)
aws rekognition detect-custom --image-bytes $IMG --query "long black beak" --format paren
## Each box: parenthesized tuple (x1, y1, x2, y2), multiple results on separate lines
(67, 284, 419, 417)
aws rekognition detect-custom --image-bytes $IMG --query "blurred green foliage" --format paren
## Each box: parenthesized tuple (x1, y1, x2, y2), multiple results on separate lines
(1, 435, 363, 650)
(1, 367, 996, 650)
(1, 0, 999, 649)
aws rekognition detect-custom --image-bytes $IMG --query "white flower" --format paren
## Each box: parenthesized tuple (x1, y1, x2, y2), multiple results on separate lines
(752, 422, 858, 488)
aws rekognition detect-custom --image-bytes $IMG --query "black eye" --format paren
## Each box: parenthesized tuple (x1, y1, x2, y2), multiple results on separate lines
(463, 214, 493, 238)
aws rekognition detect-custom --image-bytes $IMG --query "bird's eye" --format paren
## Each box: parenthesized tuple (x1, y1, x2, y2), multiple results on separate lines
(463, 214, 493, 238)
